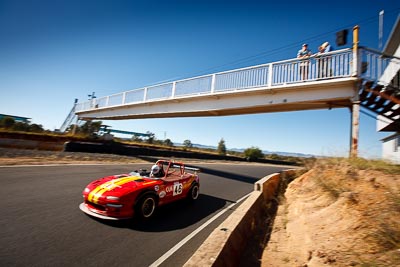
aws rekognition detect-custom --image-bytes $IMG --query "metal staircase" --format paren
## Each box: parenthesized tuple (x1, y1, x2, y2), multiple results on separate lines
(358, 45, 400, 132)
(59, 99, 78, 132)
(359, 80, 400, 130)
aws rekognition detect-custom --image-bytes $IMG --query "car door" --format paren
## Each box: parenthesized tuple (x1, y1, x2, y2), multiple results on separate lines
(161, 164, 189, 203)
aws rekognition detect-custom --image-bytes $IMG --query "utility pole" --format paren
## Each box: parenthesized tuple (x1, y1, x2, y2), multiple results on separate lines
(88, 92, 96, 100)
(350, 25, 360, 158)
(72, 98, 79, 135)
(350, 99, 360, 158)
(379, 10, 384, 49)
(88, 92, 96, 108)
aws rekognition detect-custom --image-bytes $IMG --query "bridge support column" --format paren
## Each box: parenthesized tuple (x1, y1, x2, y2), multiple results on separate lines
(349, 101, 360, 158)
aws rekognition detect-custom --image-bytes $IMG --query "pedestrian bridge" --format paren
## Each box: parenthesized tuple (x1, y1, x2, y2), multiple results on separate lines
(75, 47, 397, 122)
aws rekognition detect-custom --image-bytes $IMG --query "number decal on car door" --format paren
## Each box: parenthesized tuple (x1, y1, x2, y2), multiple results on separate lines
(173, 183, 183, 196)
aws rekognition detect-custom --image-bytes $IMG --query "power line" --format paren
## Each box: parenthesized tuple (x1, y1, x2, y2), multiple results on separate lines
(95, 8, 400, 94)
(175, 8, 400, 79)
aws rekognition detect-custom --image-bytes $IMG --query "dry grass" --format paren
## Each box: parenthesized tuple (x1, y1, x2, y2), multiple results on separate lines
(308, 157, 400, 174)
(263, 157, 400, 267)
(0, 147, 146, 165)
(310, 158, 400, 266)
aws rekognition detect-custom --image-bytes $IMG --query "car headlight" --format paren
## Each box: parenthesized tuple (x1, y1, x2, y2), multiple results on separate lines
(106, 196, 120, 200)
(84, 188, 90, 193)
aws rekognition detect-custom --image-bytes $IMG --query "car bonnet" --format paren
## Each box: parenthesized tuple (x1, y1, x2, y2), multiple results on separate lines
(87, 176, 150, 203)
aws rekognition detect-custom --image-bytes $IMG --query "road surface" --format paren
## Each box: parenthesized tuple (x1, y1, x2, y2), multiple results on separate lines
(0, 162, 288, 266)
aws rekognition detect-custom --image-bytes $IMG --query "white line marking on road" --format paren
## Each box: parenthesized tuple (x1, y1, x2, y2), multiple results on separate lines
(149, 192, 251, 267)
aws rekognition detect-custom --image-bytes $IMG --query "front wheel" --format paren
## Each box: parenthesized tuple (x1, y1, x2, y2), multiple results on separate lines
(135, 194, 157, 219)
(187, 184, 199, 202)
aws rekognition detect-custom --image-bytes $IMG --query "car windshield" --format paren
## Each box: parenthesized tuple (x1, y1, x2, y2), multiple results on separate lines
(128, 161, 190, 178)
(129, 169, 150, 177)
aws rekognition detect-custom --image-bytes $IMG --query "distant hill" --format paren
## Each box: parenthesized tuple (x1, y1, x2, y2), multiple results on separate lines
(230, 148, 315, 158)
(175, 143, 315, 158)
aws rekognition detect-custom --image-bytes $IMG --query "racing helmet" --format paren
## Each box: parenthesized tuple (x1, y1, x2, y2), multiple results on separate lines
(151, 164, 161, 177)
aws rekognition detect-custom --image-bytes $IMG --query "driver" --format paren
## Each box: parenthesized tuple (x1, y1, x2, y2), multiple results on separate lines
(150, 164, 164, 178)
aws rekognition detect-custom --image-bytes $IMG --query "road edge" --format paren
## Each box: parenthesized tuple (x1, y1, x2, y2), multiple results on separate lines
(183, 169, 297, 266)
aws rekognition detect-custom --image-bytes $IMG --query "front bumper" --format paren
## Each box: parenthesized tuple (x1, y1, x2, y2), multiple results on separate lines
(79, 203, 131, 220)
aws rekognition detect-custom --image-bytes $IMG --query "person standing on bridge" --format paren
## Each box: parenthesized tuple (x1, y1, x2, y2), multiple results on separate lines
(297, 43, 312, 80)
(317, 42, 334, 78)
(319, 41, 332, 53)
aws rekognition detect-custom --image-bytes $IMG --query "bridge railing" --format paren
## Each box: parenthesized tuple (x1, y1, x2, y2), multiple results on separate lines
(75, 47, 389, 112)
(272, 48, 353, 84)
(359, 47, 400, 82)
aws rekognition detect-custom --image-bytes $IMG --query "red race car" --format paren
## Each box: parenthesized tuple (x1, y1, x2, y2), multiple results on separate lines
(79, 159, 200, 220)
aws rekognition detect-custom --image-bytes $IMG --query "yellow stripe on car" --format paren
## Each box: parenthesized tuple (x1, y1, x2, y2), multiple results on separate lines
(142, 181, 157, 186)
(88, 176, 142, 204)
(88, 177, 130, 203)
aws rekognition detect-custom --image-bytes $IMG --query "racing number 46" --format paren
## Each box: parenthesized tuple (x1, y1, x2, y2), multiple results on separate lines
(173, 183, 183, 196)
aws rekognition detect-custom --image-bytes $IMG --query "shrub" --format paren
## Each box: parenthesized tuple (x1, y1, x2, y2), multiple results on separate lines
(244, 146, 264, 161)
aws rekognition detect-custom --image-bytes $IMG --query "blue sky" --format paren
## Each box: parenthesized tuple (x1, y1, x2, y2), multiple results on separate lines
(0, 0, 399, 158)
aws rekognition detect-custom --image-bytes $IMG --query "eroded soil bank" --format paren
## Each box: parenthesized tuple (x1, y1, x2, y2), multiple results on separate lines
(262, 159, 400, 267)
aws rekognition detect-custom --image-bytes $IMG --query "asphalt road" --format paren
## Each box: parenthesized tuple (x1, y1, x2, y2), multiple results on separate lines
(0, 162, 289, 267)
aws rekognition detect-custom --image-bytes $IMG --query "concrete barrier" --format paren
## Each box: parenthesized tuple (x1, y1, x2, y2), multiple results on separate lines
(184, 170, 295, 267)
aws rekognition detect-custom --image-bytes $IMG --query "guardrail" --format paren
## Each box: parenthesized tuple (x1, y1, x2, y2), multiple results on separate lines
(75, 47, 395, 112)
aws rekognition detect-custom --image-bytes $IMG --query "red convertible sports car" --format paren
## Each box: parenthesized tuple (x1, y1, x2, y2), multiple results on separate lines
(79, 159, 200, 220)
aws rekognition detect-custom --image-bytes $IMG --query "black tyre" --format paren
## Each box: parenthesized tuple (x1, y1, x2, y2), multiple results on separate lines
(135, 194, 157, 219)
(187, 184, 199, 202)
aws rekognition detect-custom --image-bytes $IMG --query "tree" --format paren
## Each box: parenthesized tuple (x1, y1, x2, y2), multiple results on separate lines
(163, 138, 173, 147)
(0, 116, 15, 129)
(244, 146, 264, 161)
(75, 121, 102, 137)
(146, 131, 155, 144)
(131, 135, 143, 143)
(12, 122, 29, 132)
(183, 139, 193, 149)
(28, 123, 44, 133)
(0, 116, 44, 132)
(217, 138, 226, 155)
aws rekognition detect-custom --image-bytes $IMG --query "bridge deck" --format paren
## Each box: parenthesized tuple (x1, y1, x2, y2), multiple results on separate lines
(75, 47, 397, 121)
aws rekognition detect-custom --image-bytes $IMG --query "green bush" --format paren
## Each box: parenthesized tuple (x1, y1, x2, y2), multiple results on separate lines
(244, 146, 264, 161)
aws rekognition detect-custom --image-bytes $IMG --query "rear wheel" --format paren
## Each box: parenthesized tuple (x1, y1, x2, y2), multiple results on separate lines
(136, 194, 157, 219)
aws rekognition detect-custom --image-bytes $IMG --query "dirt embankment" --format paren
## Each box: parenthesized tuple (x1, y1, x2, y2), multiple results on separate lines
(262, 159, 400, 267)
(0, 148, 147, 165)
